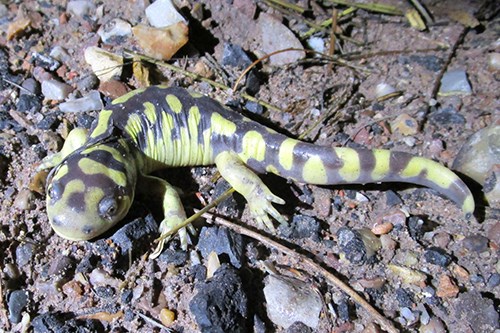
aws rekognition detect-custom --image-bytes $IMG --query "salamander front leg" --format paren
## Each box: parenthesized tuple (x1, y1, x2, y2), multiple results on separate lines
(215, 151, 287, 231)
(137, 174, 194, 258)
(37, 128, 89, 171)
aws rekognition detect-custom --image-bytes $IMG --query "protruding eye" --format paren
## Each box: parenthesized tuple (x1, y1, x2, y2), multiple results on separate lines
(48, 182, 63, 201)
(98, 197, 119, 219)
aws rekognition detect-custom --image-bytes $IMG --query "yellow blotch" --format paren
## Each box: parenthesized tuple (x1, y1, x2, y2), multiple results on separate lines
(124, 113, 143, 144)
(65, 179, 86, 193)
(242, 131, 266, 162)
(211, 113, 236, 136)
(166, 94, 183, 114)
(371, 149, 391, 181)
(189, 91, 203, 98)
(278, 138, 297, 171)
(78, 158, 127, 187)
(143, 102, 157, 123)
(302, 155, 328, 184)
(266, 165, 279, 175)
(112, 87, 146, 105)
(90, 110, 113, 139)
(337, 148, 360, 182)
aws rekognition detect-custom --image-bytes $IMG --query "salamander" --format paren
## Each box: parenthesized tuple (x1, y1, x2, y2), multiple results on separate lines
(38, 85, 475, 256)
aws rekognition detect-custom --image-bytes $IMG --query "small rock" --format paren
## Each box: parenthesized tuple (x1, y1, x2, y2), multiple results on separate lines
(76, 114, 95, 129)
(41, 80, 73, 100)
(264, 275, 322, 329)
(429, 105, 465, 126)
(197, 226, 244, 268)
(419, 317, 446, 333)
(337, 227, 367, 264)
(158, 246, 188, 266)
(487, 273, 500, 288)
(84, 46, 123, 82)
(375, 83, 397, 99)
(306, 37, 325, 54)
(222, 43, 252, 68)
(396, 288, 415, 307)
(47, 255, 75, 278)
(7, 17, 31, 41)
(462, 234, 489, 253)
(49, 46, 71, 63)
(75, 73, 99, 91)
(372, 221, 393, 235)
(488, 52, 500, 70)
(111, 214, 158, 256)
(189, 265, 248, 332)
(391, 113, 419, 135)
(388, 264, 427, 286)
(8, 290, 28, 324)
(13, 188, 34, 210)
(436, 275, 459, 298)
(89, 268, 121, 289)
(258, 13, 305, 66)
(98, 79, 129, 99)
(408, 216, 424, 241)
(59, 91, 103, 113)
(132, 22, 189, 61)
(146, 0, 186, 28)
(98, 18, 132, 44)
(32, 313, 103, 332)
(423, 247, 452, 267)
(31, 52, 60, 71)
(400, 307, 419, 326)
(15, 242, 35, 267)
(438, 69, 472, 95)
(67, 0, 96, 18)
(385, 190, 403, 206)
(286, 321, 313, 333)
(245, 101, 264, 115)
(62, 280, 83, 299)
(159, 308, 176, 327)
(279, 214, 321, 241)
(455, 291, 499, 330)
(433, 232, 451, 248)
(452, 123, 499, 185)
(358, 228, 382, 258)
(487, 222, 500, 246)
(380, 234, 397, 250)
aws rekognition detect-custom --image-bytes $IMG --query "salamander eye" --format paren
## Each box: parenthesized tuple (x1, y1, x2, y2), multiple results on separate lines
(98, 197, 119, 219)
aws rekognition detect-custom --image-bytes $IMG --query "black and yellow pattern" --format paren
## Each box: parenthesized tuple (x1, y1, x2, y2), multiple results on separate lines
(38, 86, 475, 255)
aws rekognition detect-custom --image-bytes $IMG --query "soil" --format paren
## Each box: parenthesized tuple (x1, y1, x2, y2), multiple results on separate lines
(0, 0, 499, 332)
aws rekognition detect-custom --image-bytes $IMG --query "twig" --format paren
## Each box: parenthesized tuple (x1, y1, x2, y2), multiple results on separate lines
(136, 312, 174, 332)
(327, 8, 339, 73)
(200, 212, 399, 333)
(263, 0, 307, 13)
(302, 7, 356, 38)
(325, 0, 403, 15)
(408, 0, 433, 23)
(123, 50, 283, 112)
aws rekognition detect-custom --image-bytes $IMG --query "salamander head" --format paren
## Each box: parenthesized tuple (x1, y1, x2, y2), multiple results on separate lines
(46, 142, 137, 240)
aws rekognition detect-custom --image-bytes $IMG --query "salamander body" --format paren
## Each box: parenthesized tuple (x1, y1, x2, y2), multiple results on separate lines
(39, 86, 474, 254)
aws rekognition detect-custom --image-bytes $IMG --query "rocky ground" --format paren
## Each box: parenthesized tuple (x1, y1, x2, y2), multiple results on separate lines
(0, 0, 499, 332)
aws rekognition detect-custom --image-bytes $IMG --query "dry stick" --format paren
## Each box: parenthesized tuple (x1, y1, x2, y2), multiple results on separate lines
(123, 50, 282, 113)
(264, 0, 307, 13)
(327, 8, 339, 73)
(200, 212, 399, 333)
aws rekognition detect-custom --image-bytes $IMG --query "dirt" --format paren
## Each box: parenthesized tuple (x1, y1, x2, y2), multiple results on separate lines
(0, 0, 499, 332)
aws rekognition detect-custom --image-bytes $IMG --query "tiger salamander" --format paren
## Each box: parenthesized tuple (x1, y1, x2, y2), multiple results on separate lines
(38, 86, 475, 255)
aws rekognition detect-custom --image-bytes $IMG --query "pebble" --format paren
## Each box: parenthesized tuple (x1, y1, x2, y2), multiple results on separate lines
(132, 22, 189, 60)
(487, 222, 500, 246)
(423, 247, 452, 267)
(395, 288, 415, 307)
(455, 291, 499, 330)
(32, 313, 103, 332)
(385, 190, 403, 206)
(429, 105, 465, 126)
(358, 227, 382, 258)
(462, 234, 489, 253)
(84, 46, 123, 82)
(438, 69, 472, 96)
(487, 273, 500, 288)
(13, 188, 34, 210)
(159, 308, 175, 327)
(258, 13, 305, 66)
(189, 265, 248, 332)
(388, 264, 427, 286)
(337, 227, 367, 264)
(419, 317, 446, 333)
(264, 275, 322, 329)
(110, 214, 158, 256)
(488, 52, 500, 70)
(408, 216, 424, 241)
(58, 91, 103, 112)
(197, 226, 244, 268)
(435, 275, 459, 298)
(47, 255, 74, 278)
(380, 234, 397, 250)
(222, 43, 252, 68)
(31, 52, 60, 71)
(15, 242, 35, 267)
(97, 18, 132, 44)
(307, 36, 325, 54)
(49, 46, 71, 63)
(75, 73, 99, 91)
(245, 101, 264, 115)
(286, 321, 313, 333)
(279, 214, 321, 241)
(400, 307, 419, 326)
(98, 79, 129, 99)
(7, 17, 31, 41)
(452, 123, 499, 185)
(66, 1, 96, 18)
(41, 79, 73, 100)
(372, 221, 393, 235)
(8, 290, 28, 324)
(391, 113, 419, 136)
(375, 83, 397, 99)
(146, 0, 186, 27)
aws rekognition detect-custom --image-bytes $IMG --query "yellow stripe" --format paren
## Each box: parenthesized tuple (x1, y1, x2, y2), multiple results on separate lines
(211, 112, 236, 136)
(90, 110, 113, 139)
(303, 155, 327, 184)
(278, 138, 297, 171)
(337, 148, 360, 182)
(166, 94, 183, 114)
(78, 158, 127, 187)
(112, 87, 146, 104)
(143, 102, 157, 123)
(371, 149, 390, 181)
(241, 130, 266, 162)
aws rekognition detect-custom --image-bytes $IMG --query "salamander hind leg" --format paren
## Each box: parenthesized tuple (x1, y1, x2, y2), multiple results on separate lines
(137, 174, 195, 258)
(215, 151, 287, 231)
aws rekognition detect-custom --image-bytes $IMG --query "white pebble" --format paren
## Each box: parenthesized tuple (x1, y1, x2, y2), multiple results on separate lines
(307, 37, 325, 54)
(375, 83, 397, 99)
(59, 91, 103, 113)
(84, 46, 123, 82)
(49, 46, 71, 63)
(41, 80, 73, 100)
(146, 0, 186, 28)
(98, 18, 132, 44)
(488, 53, 500, 70)
(439, 69, 472, 95)
(67, 0, 95, 18)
